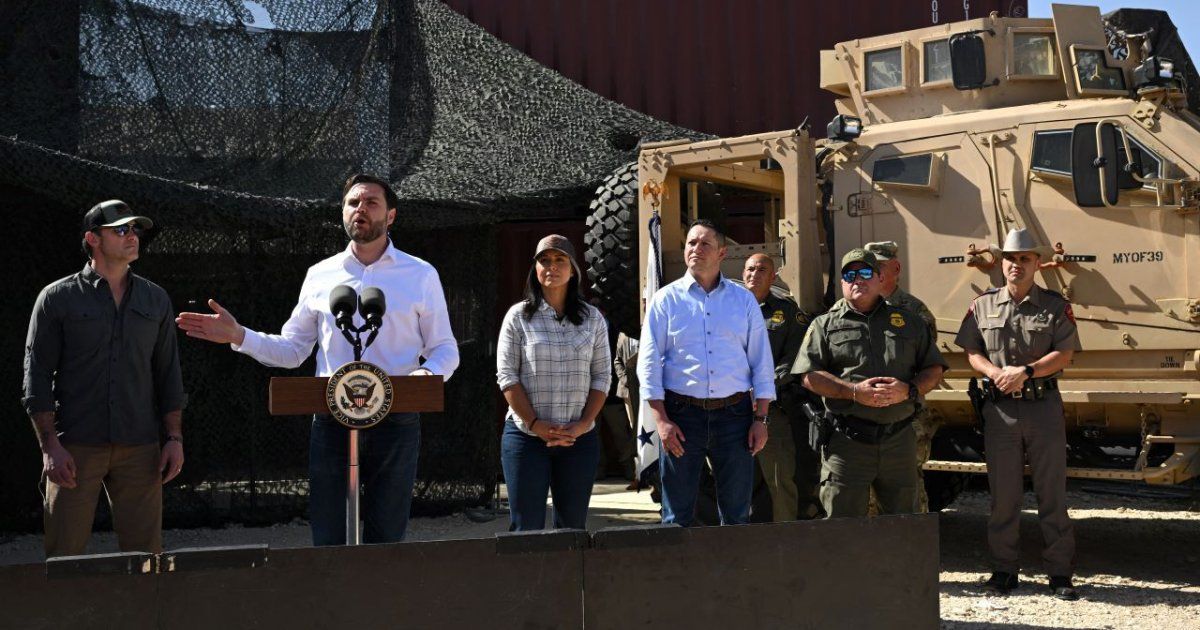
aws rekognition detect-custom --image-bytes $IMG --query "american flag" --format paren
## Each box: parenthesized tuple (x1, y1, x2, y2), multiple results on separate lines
(635, 211, 663, 481)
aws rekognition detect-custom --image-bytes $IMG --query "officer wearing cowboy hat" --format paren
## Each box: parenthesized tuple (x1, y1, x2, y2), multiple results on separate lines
(954, 228, 1082, 600)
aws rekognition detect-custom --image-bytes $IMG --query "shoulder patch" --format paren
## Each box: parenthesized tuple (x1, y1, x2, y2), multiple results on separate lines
(1064, 303, 1076, 324)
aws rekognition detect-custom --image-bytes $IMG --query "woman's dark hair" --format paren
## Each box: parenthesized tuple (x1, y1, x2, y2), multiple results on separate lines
(521, 263, 585, 325)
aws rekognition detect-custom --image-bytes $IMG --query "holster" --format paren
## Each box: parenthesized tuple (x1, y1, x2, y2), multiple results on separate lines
(801, 401, 831, 452)
(967, 377, 986, 431)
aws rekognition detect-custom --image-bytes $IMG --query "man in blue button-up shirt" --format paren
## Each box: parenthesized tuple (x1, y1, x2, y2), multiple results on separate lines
(637, 220, 775, 526)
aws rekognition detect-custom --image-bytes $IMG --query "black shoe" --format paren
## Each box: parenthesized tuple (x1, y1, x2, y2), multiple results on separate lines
(983, 571, 1019, 595)
(1049, 576, 1079, 601)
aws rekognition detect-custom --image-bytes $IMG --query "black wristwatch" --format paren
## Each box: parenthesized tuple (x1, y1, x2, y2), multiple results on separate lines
(907, 383, 919, 401)
(754, 414, 770, 426)
(1023, 365, 1035, 379)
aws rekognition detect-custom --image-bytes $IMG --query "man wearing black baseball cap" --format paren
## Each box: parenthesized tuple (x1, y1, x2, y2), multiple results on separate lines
(23, 199, 184, 557)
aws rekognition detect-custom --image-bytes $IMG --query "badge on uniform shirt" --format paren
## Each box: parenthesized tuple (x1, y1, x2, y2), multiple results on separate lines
(1035, 312, 1049, 324)
(770, 310, 785, 325)
(890, 312, 905, 328)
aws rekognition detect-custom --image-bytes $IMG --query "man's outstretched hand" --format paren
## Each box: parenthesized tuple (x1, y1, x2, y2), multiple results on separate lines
(176, 299, 245, 345)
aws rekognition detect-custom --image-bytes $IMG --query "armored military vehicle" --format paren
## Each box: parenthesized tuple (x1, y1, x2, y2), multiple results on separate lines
(585, 5, 1199, 511)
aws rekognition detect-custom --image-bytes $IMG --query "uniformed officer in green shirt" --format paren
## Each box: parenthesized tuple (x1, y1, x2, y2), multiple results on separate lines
(792, 248, 948, 518)
(742, 253, 816, 521)
(954, 228, 1081, 600)
(865, 240, 941, 513)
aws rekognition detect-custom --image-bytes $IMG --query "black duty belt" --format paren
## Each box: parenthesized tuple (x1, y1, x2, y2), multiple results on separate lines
(830, 413, 914, 445)
(666, 390, 748, 410)
(981, 377, 1058, 402)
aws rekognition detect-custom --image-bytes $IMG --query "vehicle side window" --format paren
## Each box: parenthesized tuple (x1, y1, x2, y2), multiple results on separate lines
(865, 47, 904, 92)
(923, 40, 951, 83)
(1031, 129, 1162, 189)
(1012, 33, 1057, 76)
(872, 154, 933, 186)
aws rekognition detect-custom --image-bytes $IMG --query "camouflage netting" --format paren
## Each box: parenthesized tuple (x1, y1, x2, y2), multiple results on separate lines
(0, 0, 701, 532)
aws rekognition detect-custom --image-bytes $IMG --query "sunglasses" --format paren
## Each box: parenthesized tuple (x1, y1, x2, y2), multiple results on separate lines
(841, 267, 875, 283)
(103, 224, 145, 237)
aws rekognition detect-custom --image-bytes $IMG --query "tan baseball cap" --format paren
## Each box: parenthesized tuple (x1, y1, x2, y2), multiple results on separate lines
(534, 234, 582, 278)
(864, 241, 898, 260)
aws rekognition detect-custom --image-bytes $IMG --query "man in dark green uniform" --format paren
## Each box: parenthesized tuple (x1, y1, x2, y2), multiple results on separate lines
(743, 253, 815, 521)
(792, 248, 947, 518)
(955, 228, 1081, 600)
(865, 240, 941, 513)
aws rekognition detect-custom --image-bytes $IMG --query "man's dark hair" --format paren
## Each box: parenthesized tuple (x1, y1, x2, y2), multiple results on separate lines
(521, 267, 585, 326)
(688, 218, 726, 247)
(342, 173, 400, 211)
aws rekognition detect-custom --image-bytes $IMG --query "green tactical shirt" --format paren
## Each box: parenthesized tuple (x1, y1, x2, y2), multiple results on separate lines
(792, 297, 948, 424)
(954, 284, 1081, 371)
(760, 293, 808, 387)
(884, 286, 936, 339)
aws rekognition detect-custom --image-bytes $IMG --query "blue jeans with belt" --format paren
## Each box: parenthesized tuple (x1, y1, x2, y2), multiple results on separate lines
(309, 413, 421, 546)
(659, 393, 754, 526)
(501, 422, 600, 530)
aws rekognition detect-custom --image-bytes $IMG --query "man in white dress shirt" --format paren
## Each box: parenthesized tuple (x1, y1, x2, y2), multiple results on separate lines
(176, 174, 459, 544)
(637, 220, 775, 526)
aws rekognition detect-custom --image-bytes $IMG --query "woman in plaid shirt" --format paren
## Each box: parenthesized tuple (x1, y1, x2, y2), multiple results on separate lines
(496, 235, 612, 530)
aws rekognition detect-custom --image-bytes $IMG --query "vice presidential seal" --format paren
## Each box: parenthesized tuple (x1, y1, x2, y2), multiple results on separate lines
(326, 361, 394, 429)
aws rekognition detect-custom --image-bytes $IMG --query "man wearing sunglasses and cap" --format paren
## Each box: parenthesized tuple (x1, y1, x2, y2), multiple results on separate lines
(792, 248, 947, 519)
(23, 200, 185, 557)
(954, 228, 1081, 600)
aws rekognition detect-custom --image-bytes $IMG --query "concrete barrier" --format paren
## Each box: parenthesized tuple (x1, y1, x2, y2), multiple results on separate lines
(1, 516, 938, 629)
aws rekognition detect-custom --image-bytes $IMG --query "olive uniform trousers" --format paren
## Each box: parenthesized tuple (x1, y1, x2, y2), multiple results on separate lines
(820, 422, 918, 518)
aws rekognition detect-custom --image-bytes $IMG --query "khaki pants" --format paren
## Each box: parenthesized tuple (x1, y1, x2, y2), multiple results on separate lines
(44, 443, 163, 557)
(756, 405, 798, 521)
(983, 395, 1075, 577)
(820, 423, 917, 519)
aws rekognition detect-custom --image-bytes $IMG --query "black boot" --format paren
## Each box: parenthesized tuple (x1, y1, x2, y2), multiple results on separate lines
(983, 571, 1019, 595)
(1049, 576, 1079, 601)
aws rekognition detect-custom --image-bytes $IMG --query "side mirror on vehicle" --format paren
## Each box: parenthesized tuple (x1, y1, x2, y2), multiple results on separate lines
(1072, 122, 1119, 207)
(949, 32, 989, 90)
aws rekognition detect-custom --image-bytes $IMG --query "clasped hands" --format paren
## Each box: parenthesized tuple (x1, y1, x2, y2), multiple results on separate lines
(850, 376, 911, 407)
(529, 418, 591, 447)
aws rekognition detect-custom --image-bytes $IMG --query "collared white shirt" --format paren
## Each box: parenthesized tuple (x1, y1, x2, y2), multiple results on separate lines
(496, 300, 611, 435)
(234, 240, 459, 379)
(638, 271, 775, 401)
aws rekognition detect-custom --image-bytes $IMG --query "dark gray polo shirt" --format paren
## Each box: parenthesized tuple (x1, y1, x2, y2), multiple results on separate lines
(22, 264, 185, 445)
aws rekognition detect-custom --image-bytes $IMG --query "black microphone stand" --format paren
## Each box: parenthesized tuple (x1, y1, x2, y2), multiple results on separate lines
(336, 319, 380, 546)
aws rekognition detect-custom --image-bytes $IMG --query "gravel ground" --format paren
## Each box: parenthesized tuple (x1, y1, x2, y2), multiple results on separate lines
(2, 480, 1197, 629)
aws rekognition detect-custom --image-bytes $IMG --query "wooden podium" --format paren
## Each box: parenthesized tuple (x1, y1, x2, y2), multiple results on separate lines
(268, 374, 444, 545)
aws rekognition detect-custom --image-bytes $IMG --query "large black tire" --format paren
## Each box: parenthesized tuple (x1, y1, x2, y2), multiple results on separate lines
(584, 162, 641, 337)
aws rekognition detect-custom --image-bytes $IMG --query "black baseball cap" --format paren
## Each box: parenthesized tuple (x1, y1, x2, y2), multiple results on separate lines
(82, 200, 154, 233)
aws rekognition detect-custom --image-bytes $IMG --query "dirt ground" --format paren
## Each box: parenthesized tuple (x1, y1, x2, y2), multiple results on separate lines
(2, 480, 1197, 629)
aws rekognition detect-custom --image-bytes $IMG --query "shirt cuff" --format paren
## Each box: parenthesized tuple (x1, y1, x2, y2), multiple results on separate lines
(497, 375, 521, 392)
(232, 328, 261, 356)
(640, 385, 664, 401)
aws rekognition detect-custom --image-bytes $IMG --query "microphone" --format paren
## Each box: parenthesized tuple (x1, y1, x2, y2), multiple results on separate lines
(330, 284, 358, 331)
(359, 287, 386, 349)
(359, 287, 387, 330)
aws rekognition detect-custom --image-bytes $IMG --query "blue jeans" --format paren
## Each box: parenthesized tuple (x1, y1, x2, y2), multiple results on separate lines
(500, 422, 600, 531)
(309, 413, 420, 546)
(659, 394, 754, 526)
